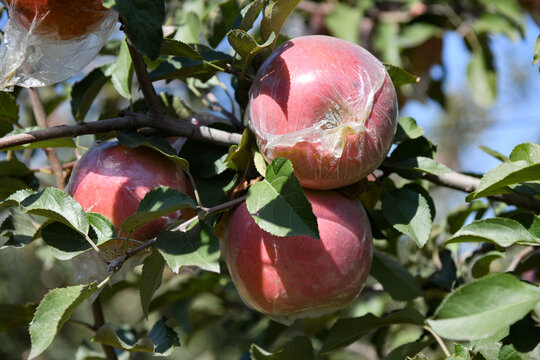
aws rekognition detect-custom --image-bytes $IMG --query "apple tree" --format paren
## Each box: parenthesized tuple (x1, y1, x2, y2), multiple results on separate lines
(0, 1, 539, 359)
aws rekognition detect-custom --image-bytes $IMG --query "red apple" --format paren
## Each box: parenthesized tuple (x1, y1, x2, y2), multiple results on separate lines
(7, 0, 110, 40)
(67, 141, 187, 257)
(223, 190, 373, 323)
(247, 35, 398, 190)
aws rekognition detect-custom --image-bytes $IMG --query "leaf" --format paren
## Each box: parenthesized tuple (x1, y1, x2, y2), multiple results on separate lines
(498, 344, 527, 360)
(467, 161, 540, 200)
(40, 221, 93, 260)
(385, 63, 420, 86)
(534, 35, 540, 65)
(386, 156, 452, 176)
(399, 23, 442, 48)
(509, 143, 540, 163)
(108, 40, 134, 99)
(251, 336, 315, 360)
(88, 212, 117, 245)
(394, 117, 424, 143)
(0, 91, 20, 135)
(260, 0, 302, 42)
(93, 323, 155, 353)
(121, 187, 196, 234)
(427, 273, 540, 340)
(382, 188, 433, 247)
(321, 308, 425, 353)
(325, 3, 362, 43)
(467, 49, 497, 108)
(445, 218, 539, 247)
(1, 127, 76, 151)
(225, 129, 253, 171)
(140, 248, 165, 318)
(146, 317, 181, 356)
(179, 139, 229, 178)
(239, 0, 264, 31)
(246, 157, 319, 238)
(155, 221, 221, 273)
(161, 38, 202, 60)
(29, 283, 98, 359)
(1, 187, 89, 235)
(227, 29, 276, 59)
(384, 336, 434, 360)
(0, 210, 39, 248)
(71, 67, 109, 121)
(479, 145, 509, 162)
(370, 251, 424, 301)
(471, 251, 505, 279)
(205, 0, 243, 48)
(112, 0, 164, 59)
(0, 303, 37, 332)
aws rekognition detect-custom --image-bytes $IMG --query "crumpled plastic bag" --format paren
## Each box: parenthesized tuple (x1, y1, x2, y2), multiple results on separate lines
(0, 1, 117, 90)
(246, 35, 398, 190)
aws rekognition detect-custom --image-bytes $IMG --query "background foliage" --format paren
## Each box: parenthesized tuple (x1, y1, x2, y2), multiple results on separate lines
(0, 1, 539, 359)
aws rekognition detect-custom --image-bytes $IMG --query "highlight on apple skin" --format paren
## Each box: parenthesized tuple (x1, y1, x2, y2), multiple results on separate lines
(223, 189, 373, 324)
(7, 0, 110, 40)
(67, 141, 187, 257)
(247, 35, 398, 190)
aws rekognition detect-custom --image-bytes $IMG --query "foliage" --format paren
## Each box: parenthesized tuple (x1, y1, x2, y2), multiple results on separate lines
(0, 1, 539, 360)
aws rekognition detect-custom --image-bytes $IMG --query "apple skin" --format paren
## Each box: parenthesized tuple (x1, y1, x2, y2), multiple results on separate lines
(7, 0, 109, 40)
(67, 141, 187, 243)
(247, 35, 398, 190)
(223, 189, 373, 323)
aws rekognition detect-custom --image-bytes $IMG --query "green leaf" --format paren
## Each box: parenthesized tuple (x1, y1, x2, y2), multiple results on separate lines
(1, 127, 76, 151)
(107, 40, 134, 99)
(427, 273, 540, 340)
(88, 212, 117, 245)
(146, 317, 181, 356)
(29, 283, 98, 359)
(325, 3, 362, 43)
(370, 251, 424, 301)
(445, 217, 540, 247)
(161, 38, 202, 60)
(246, 157, 319, 238)
(509, 143, 540, 163)
(251, 336, 315, 360)
(40, 221, 93, 260)
(0, 91, 20, 135)
(179, 139, 229, 179)
(93, 323, 155, 353)
(155, 221, 221, 273)
(227, 29, 276, 59)
(113, 0, 164, 59)
(0, 210, 39, 248)
(205, 0, 243, 48)
(479, 145, 509, 162)
(467, 161, 540, 200)
(467, 50, 497, 108)
(225, 129, 253, 171)
(399, 23, 442, 48)
(121, 187, 196, 234)
(239, 0, 264, 31)
(382, 188, 433, 247)
(534, 35, 540, 65)
(386, 156, 452, 176)
(260, 0, 302, 42)
(384, 336, 434, 360)
(0, 303, 37, 332)
(471, 251, 505, 279)
(394, 117, 425, 143)
(385, 63, 420, 86)
(446, 201, 489, 234)
(1, 187, 89, 234)
(498, 344, 527, 360)
(71, 67, 109, 121)
(322, 308, 425, 353)
(140, 248, 165, 318)
(478, 0, 525, 31)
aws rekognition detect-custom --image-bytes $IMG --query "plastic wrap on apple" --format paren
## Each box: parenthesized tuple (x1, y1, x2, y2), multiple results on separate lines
(0, 0, 118, 90)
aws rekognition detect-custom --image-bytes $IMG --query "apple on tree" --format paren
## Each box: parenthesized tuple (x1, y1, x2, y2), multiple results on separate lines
(247, 35, 398, 190)
(67, 141, 187, 259)
(6, 0, 110, 40)
(223, 190, 373, 323)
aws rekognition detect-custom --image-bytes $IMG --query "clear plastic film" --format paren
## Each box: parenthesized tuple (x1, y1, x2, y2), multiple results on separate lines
(0, 1, 117, 90)
(247, 35, 398, 190)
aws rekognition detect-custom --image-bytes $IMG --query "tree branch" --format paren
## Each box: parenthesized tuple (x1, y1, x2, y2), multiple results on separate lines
(0, 112, 242, 150)
(28, 88, 66, 190)
(91, 297, 118, 360)
(127, 41, 163, 119)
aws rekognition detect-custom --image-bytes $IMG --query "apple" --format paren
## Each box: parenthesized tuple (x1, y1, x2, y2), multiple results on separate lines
(67, 141, 187, 257)
(7, 0, 110, 40)
(223, 189, 373, 323)
(247, 35, 398, 190)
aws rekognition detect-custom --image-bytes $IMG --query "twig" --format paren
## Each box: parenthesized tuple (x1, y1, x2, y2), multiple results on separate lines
(424, 325, 450, 357)
(507, 246, 535, 272)
(27, 88, 65, 190)
(92, 297, 118, 360)
(126, 41, 163, 119)
(0, 112, 242, 150)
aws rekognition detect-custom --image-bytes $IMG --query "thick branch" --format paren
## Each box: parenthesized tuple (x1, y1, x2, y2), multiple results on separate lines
(0, 113, 242, 150)
(28, 88, 66, 190)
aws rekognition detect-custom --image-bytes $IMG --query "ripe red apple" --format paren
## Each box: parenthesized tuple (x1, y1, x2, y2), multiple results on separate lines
(7, 0, 110, 40)
(223, 190, 373, 323)
(67, 141, 187, 256)
(247, 35, 398, 190)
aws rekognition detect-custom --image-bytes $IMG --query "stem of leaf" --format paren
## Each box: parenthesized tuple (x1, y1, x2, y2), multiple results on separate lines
(424, 325, 450, 357)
